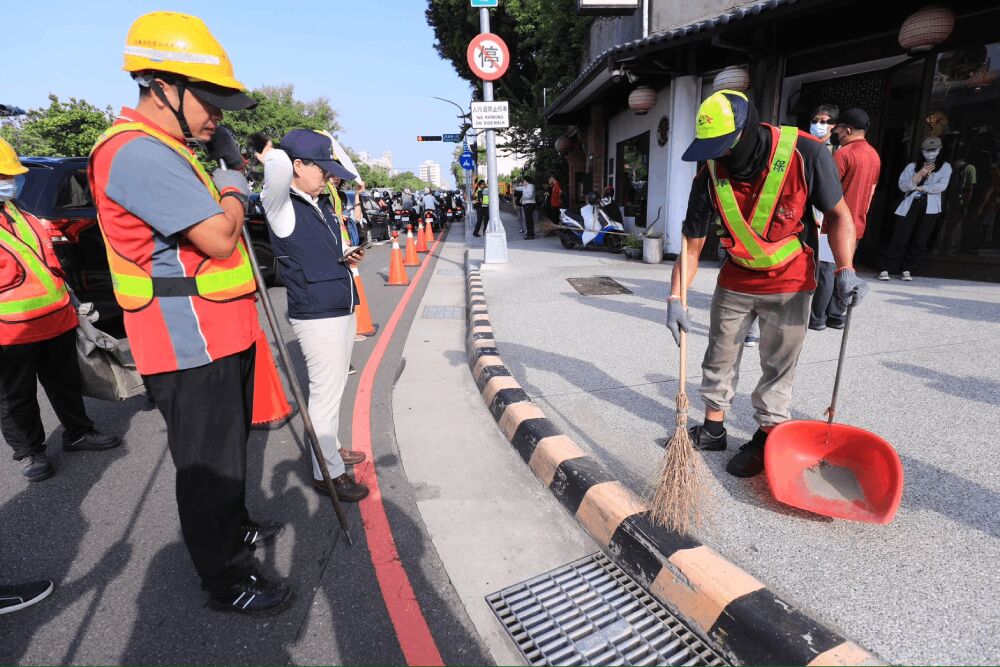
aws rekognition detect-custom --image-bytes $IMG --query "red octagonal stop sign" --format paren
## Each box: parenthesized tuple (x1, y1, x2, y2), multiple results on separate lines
(467, 33, 510, 82)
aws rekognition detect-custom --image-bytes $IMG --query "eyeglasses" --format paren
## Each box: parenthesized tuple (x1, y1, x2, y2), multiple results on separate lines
(811, 116, 834, 124)
(300, 160, 331, 179)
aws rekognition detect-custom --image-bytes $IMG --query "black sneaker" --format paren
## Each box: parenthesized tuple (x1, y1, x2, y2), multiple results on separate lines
(209, 573, 292, 615)
(687, 425, 728, 451)
(63, 430, 122, 452)
(0, 580, 54, 615)
(21, 453, 54, 482)
(242, 520, 283, 547)
(726, 439, 766, 478)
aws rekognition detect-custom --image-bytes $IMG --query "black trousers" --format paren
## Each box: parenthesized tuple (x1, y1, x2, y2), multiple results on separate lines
(881, 197, 940, 273)
(473, 206, 486, 235)
(523, 203, 536, 238)
(144, 344, 256, 592)
(0, 328, 93, 460)
(809, 261, 846, 328)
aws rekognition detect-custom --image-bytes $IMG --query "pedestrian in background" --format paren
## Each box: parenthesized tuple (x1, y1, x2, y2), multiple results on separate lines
(809, 104, 839, 150)
(545, 173, 563, 222)
(473, 179, 487, 237)
(260, 131, 369, 502)
(811, 108, 881, 330)
(1, 138, 121, 483)
(878, 137, 952, 281)
(89, 12, 289, 613)
(516, 175, 536, 239)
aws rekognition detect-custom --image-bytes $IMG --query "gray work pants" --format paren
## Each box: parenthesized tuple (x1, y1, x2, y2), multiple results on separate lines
(700, 286, 812, 428)
(810, 261, 846, 328)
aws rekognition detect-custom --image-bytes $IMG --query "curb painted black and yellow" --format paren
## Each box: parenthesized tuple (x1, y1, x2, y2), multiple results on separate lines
(465, 256, 881, 667)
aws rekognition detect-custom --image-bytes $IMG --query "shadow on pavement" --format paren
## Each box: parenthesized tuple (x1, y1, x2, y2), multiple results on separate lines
(879, 289, 1000, 323)
(882, 361, 1000, 406)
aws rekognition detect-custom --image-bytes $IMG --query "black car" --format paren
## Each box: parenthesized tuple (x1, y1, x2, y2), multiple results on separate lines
(18, 157, 279, 329)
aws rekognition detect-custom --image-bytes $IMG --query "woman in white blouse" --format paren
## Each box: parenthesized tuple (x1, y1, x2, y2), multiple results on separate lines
(878, 137, 952, 281)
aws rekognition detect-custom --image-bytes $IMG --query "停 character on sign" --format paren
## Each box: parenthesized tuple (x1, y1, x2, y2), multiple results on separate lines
(480, 45, 500, 68)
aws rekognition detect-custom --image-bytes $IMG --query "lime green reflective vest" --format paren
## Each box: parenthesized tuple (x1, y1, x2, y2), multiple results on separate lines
(708, 125, 804, 271)
(0, 201, 71, 322)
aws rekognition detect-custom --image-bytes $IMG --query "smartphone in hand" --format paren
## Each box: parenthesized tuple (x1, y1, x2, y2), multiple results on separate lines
(339, 241, 372, 263)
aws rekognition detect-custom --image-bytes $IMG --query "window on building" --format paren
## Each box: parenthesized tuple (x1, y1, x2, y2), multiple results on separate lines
(922, 43, 1000, 258)
(616, 132, 649, 227)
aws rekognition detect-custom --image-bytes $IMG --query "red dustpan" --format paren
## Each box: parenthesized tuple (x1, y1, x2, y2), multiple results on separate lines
(765, 307, 903, 524)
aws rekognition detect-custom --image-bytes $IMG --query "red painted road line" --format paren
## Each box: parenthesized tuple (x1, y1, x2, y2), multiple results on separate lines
(351, 235, 445, 667)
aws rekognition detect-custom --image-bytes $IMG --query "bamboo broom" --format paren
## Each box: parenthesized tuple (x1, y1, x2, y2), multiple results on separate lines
(648, 236, 711, 534)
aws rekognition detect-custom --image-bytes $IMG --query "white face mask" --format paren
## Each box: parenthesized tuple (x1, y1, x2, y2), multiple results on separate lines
(0, 179, 17, 201)
(809, 122, 830, 138)
(922, 149, 940, 162)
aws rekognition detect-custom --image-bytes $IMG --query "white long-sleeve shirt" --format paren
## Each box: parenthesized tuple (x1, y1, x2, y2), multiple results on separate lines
(260, 149, 324, 239)
(518, 183, 535, 204)
(895, 161, 952, 216)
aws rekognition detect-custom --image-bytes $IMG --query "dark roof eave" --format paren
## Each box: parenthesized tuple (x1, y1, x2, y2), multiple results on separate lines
(545, 0, 801, 121)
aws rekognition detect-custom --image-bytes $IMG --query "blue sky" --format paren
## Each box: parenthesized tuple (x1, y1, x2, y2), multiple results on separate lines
(1, 0, 473, 183)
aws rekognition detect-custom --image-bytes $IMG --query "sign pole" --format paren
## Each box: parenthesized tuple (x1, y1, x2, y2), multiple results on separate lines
(479, 7, 508, 264)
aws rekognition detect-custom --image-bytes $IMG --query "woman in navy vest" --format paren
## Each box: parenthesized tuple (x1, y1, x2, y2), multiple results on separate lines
(259, 130, 368, 502)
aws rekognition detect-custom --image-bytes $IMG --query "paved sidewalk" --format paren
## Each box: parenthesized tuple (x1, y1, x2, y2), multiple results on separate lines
(474, 210, 1000, 665)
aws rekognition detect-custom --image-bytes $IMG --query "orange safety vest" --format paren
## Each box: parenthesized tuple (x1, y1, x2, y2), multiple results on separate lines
(708, 125, 805, 271)
(88, 121, 257, 312)
(0, 201, 71, 323)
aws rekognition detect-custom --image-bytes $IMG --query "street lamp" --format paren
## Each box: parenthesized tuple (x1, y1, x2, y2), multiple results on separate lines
(429, 96, 475, 238)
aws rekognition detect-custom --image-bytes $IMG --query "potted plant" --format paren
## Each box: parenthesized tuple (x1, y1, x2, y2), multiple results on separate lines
(642, 206, 664, 264)
(622, 235, 643, 259)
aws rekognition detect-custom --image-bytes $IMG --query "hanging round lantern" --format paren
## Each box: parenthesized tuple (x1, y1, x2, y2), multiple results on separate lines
(628, 85, 657, 115)
(712, 66, 750, 93)
(554, 134, 576, 155)
(898, 6, 955, 52)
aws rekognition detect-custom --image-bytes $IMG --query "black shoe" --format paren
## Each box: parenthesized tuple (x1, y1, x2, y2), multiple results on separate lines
(726, 439, 766, 478)
(21, 453, 54, 482)
(313, 473, 369, 502)
(242, 520, 283, 547)
(472, 233, 481, 237)
(826, 319, 845, 330)
(62, 430, 122, 452)
(687, 425, 728, 451)
(209, 572, 292, 615)
(0, 580, 54, 614)
(808, 322, 827, 331)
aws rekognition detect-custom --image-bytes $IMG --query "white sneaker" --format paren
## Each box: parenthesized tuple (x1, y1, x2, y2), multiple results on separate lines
(901, 271, 913, 281)
(877, 271, 890, 281)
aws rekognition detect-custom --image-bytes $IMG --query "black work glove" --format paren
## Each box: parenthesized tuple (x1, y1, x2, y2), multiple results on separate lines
(834, 267, 868, 309)
(206, 126, 244, 170)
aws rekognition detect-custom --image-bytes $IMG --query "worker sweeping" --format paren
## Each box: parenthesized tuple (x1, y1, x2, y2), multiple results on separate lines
(88, 11, 290, 613)
(654, 90, 868, 525)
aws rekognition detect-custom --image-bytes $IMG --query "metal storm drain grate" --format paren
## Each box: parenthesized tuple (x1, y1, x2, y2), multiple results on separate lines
(487, 553, 724, 666)
(567, 277, 633, 296)
(421, 305, 465, 319)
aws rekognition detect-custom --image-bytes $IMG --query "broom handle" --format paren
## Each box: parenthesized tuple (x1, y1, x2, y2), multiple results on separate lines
(825, 304, 854, 425)
(678, 236, 688, 387)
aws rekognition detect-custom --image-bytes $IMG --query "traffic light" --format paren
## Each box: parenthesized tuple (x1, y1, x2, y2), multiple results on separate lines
(416, 135, 443, 142)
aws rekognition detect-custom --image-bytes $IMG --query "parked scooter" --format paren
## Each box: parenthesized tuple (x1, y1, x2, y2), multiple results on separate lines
(557, 192, 626, 252)
(422, 207, 441, 232)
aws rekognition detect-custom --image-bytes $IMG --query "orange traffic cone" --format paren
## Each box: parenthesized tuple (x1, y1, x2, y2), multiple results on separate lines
(252, 329, 295, 429)
(425, 215, 436, 244)
(386, 231, 410, 286)
(353, 268, 378, 337)
(416, 219, 429, 253)
(404, 224, 420, 267)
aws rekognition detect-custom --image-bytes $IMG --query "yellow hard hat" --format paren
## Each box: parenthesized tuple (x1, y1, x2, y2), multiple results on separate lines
(0, 136, 28, 176)
(123, 11, 246, 92)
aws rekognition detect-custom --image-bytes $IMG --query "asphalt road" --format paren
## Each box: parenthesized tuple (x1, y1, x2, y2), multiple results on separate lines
(0, 224, 492, 665)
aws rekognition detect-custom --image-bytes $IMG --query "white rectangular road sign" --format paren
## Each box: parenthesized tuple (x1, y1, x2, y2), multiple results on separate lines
(471, 101, 509, 129)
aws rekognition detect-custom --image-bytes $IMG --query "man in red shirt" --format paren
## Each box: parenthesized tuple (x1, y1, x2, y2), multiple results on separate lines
(545, 174, 563, 223)
(1, 138, 121, 483)
(810, 108, 881, 330)
(666, 91, 868, 478)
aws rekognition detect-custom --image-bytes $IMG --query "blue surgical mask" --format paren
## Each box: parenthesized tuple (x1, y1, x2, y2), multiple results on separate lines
(809, 122, 830, 138)
(0, 179, 17, 201)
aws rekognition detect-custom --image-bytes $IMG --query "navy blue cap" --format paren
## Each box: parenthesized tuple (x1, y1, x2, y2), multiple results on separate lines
(681, 90, 750, 162)
(280, 129, 356, 180)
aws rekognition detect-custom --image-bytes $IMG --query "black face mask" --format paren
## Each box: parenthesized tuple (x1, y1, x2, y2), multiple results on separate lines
(717, 100, 767, 181)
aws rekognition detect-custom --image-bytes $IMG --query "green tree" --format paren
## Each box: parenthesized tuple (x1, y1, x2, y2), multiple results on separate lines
(0, 95, 114, 157)
(425, 0, 591, 176)
(224, 84, 340, 149)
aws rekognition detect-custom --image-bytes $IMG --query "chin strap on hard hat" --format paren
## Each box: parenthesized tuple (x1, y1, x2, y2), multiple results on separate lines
(136, 73, 200, 147)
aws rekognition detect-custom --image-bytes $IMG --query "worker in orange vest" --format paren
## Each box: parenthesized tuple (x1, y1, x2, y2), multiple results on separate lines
(0, 137, 121, 483)
(88, 11, 289, 614)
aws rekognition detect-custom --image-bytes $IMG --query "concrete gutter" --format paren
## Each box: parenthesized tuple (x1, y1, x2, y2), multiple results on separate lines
(464, 252, 881, 666)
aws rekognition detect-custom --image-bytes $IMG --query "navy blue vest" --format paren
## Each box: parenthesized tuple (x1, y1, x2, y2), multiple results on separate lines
(268, 191, 357, 320)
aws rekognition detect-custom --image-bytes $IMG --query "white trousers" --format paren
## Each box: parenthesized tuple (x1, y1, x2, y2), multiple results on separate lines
(290, 313, 356, 480)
